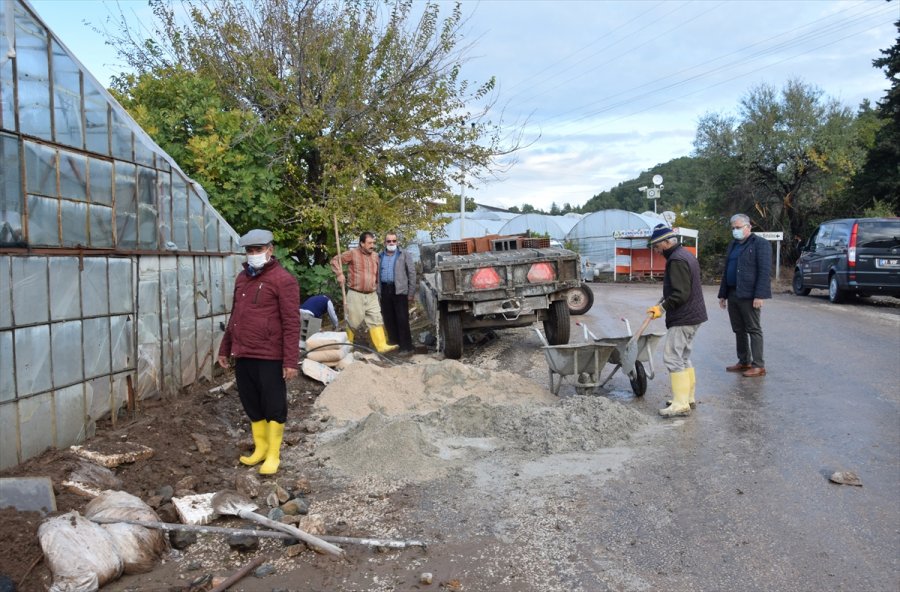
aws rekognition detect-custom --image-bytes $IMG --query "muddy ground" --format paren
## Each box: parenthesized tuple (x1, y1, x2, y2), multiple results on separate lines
(0, 371, 329, 591)
(1, 321, 650, 592)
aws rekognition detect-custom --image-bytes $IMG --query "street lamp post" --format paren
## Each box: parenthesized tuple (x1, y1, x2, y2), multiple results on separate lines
(638, 174, 664, 214)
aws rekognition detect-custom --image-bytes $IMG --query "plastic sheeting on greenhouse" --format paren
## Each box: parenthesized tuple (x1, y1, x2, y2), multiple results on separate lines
(566, 209, 670, 273)
(0, 0, 243, 469)
(498, 213, 572, 240)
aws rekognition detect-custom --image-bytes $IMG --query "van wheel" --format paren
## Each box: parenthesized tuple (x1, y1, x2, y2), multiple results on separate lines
(828, 274, 845, 303)
(792, 269, 811, 296)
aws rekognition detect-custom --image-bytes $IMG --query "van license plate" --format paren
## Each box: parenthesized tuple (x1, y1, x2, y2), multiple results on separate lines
(876, 258, 900, 269)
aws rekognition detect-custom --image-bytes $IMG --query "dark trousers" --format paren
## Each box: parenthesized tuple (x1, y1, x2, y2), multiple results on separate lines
(380, 282, 414, 351)
(726, 290, 764, 368)
(234, 358, 287, 423)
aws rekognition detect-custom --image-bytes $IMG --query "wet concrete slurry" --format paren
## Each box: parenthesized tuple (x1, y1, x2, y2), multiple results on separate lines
(560, 284, 900, 591)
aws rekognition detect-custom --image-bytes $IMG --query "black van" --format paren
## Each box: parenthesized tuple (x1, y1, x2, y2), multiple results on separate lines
(793, 217, 900, 303)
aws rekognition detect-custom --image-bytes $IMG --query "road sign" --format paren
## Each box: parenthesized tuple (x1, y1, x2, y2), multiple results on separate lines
(754, 231, 783, 240)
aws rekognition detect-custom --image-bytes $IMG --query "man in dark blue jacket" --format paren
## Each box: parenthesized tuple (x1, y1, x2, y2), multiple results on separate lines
(717, 214, 772, 377)
(647, 225, 707, 417)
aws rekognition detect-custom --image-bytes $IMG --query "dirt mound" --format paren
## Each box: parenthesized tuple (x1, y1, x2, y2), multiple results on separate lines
(315, 358, 557, 421)
(313, 359, 648, 484)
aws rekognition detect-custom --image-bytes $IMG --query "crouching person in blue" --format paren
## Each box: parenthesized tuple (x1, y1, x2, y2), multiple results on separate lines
(646, 225, 707, 417)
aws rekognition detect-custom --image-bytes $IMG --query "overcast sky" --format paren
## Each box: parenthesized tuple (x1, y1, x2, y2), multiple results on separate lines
(30, 0, 898, 212)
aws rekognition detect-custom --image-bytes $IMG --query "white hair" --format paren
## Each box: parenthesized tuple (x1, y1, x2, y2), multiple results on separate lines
(730, 213, 750, 226)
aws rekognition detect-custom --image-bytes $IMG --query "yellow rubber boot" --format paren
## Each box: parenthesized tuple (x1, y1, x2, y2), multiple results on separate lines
(666, 367, 698, 409)
(659, 370, 692, 417)
(239, 420, 268, 466)
(346, 327, 354, 343)
(686, 366, 697, 409)
(369, 325, 398, 353)
(259, 421, 284, 475)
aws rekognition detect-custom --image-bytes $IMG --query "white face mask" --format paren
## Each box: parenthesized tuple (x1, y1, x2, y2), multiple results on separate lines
(732, 227, 746, 241)
(247, 252, 268, 269)
(386, 244, 397, 253)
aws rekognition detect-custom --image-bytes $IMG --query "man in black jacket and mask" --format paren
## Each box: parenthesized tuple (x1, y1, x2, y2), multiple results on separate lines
(646, 225, 708, 417)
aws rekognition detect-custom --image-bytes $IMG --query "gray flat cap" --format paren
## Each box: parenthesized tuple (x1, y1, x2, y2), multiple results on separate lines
(239, 229, 274, 247)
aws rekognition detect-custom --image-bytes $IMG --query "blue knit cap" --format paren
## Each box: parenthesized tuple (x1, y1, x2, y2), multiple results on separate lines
(648, 224, 676, 246)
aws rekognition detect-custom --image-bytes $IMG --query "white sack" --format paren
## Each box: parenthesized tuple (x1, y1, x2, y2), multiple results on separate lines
(38, 511, 123, 592)
(83, 490, 166, 574)
(306, 331, 349, 350)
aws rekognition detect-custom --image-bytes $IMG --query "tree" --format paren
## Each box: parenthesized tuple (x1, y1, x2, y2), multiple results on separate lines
(110, 67, 285, 236)
(105, 0, 521, 263)
(693, 79, 867, 259)
(849, 19, 900, 212)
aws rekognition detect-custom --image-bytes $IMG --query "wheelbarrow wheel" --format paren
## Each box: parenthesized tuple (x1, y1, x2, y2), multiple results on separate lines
(575, 372, 594, 396)
(629, 360, 647, 397)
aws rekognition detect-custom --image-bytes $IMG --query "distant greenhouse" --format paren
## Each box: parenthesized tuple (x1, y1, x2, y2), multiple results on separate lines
(1, 0, 243, 469)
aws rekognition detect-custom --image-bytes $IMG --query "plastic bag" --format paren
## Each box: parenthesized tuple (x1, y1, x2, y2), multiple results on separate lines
(83, 490, 167, 574)
(38, 511, 123, 592)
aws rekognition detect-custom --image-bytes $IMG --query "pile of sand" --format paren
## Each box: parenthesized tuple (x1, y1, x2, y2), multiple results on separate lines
(314, 358, 557, 422)
(312, 359, 648, 483)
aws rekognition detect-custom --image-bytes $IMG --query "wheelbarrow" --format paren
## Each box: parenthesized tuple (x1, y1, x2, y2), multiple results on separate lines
(533, 328, 619, 396)
(576, 317, 666, 397)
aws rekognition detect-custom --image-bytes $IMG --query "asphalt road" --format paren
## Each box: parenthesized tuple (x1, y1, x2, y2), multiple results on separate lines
(563, 283, 900, 591)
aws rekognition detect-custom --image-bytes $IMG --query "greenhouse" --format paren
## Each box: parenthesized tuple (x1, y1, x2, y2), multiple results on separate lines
(0, 0, 243, 469)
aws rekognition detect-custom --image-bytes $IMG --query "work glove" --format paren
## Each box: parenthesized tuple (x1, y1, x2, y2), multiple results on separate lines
(647, 305, 663, 319)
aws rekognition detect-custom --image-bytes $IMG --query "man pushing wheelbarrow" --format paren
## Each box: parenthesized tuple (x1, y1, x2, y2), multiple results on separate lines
(646, 225, 707, 417)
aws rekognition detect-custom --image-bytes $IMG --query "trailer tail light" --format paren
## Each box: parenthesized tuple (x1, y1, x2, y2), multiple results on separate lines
(472, 267, 501, 290)
(848, 223, 858, 268)
(527, 262, 556, 283)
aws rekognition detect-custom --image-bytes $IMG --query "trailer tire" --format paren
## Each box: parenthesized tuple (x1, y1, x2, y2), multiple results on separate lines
(566, 284, 595, 315)
(441, 310, 464, 359)
(544, 300, 570, 345)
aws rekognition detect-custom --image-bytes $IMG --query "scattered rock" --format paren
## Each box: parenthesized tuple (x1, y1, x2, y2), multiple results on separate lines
(420, 572, 433, 585)
(284, 543, 307, 557)
(298, 514, 325, 536)
(157, 485, 174, 503)
(184, 561, 203, 571)
(281, 497, 309, 516)
(156, 503, 178, 524)
(284, 433, 304, 446)
(175, 475, 198, 491)
(266, 492, 280, 508)
(268, 507, 285, 522)
(290, 477, 312, 495)
(191, 433, 212, 454)
(235, 473, 261, 499)
(226, 533, 260, 552)
(275, 485, 290, 504)
(169, 529, 197, 550)
(68, 461, 123, 492)
(254, 564, 276, 578)
(829, 471, 862, 486)
(145, 495, 163, 509)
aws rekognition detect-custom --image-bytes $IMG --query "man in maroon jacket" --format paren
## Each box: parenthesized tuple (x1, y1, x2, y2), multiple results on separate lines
(218, 229, 300, 475)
